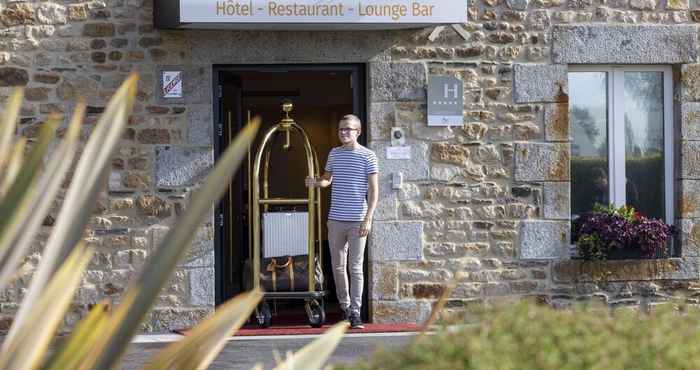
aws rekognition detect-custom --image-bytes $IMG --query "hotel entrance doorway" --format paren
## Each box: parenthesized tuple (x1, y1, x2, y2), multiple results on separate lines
(213, 64, 368, 324)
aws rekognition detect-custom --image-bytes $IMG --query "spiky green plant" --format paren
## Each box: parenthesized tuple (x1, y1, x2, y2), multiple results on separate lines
(0, 76, 347, 370)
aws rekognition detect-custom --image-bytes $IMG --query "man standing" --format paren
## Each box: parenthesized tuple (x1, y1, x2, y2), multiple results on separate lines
(305, 114, 378, 329)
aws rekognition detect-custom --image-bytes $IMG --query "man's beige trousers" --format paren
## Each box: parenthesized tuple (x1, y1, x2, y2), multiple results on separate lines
(327, 219, 367, 315)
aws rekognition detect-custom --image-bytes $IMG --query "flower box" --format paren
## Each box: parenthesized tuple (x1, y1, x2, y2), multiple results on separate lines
(573, 204, 675, 261)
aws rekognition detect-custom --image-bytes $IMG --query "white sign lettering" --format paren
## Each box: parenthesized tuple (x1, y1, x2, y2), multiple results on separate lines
(180, 0, 467, 24)
(386, 146, 411, 160)
(444, 83, 459, 99)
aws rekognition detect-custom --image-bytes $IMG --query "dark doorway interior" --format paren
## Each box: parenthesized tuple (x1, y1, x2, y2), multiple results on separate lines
(214, 64, 368, 324)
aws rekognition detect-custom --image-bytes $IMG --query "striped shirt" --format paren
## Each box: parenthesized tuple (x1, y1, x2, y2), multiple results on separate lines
(325, 145, 379, 222)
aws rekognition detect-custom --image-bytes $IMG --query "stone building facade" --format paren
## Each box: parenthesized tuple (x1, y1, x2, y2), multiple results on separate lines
(1, 0, 700, 331)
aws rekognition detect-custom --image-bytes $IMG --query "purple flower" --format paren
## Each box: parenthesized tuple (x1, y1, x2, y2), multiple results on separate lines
(573, 205, 675, 260)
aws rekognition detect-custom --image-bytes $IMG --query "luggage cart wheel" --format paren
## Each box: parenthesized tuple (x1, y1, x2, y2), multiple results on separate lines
(256, 301, 272, 328)
(306, 299, 325, 328)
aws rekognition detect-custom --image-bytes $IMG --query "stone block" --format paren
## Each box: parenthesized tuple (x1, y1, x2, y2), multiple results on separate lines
(370, 62, 426, 102)
(189, 30, 393, 65)
(187, 105, 213, 146)
(552, 258, 700, 282)
(680, 180, 700, 218)
(513, 64, 568, 103)
(137, 129, 170, 144)
(156, 147, 213, 187)
(506, 0, 530, 10)
(679, 219, 700, 257)
(682, 102, 700, 140)
(182, 226, 215, 267)
(431, 143, 470, 166)
(371, 221, 423, 262)
(667, 0, 689, 9)
(519, 220, 570, 259)
(150, 226, 170, 251)
(0, 4, 36, 26)
(514, 142, 570, 181)
(462, 122, 488, 141)
(372, 301, 431, 324)
(683, 64, 700, 102)
(0, 67, 29, 87)
(681, 141, 700, 179)
(543, 182, 570, 220)
(544, 102, 570, 141)
(82, 23, 115, 37)
(375, 179, 398, 221)
(148, 307, 212, 332)
(108, 170, 126, 192)
(188, 267, 215, 306)
(136, 195, 172, 218)
(630, 0, 658, 10)
(370, 141, 429, 181)
(552, 25, 698, 64)
(370, 262, 398, 300)
(368, 102, 395, 142)
(431, 164, 462, 182)
(411, 283, 446, 299)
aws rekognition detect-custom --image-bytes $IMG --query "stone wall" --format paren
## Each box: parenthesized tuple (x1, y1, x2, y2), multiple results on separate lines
(0, 0, 700, 331)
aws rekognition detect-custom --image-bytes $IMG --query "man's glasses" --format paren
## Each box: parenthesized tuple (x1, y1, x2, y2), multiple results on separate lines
(338, 128, 359, 134)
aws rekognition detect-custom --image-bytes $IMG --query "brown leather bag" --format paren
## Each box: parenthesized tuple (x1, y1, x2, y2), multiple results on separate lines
(244, 255, 323, 292)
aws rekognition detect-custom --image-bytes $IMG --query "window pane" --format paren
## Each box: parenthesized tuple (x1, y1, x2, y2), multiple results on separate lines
(569, 72, 609, 218)
(624, 71, 665, 219)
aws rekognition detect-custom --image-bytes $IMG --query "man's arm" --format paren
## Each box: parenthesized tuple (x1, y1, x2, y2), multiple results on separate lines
(305, 172, 332, 188)
(360, 173, 379, 237)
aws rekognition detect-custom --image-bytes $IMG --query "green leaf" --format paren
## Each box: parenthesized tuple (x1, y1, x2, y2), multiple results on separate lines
(272, 321, 349, 370)
(0, 243, 93, 370)
(0, 137, 26, 198)
(5, 75, 137, 345)
(0, 103, 84, 290)
(40, 302, 110, 370)
(88, 116, 261, 370)
(0, 88, 23, 170)
(0, 115, 59, 238)
(142, 290, 263, 370)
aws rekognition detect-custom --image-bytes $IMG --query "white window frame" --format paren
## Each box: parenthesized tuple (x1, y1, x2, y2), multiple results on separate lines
(568, 65, 674, 225)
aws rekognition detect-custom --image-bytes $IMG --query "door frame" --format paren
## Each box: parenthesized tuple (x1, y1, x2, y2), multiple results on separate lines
(212, 63, 368, 318)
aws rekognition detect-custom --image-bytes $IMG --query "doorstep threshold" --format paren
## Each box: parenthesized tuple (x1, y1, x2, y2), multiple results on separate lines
(131, 331, 421, 344)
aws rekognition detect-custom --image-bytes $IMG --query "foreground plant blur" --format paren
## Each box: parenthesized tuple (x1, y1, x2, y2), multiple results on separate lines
(340, 300, 700, 370)
(0, 76, 347, 370)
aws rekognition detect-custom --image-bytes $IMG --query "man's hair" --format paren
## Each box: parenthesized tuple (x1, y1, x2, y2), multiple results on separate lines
(339, 114, 362, 129)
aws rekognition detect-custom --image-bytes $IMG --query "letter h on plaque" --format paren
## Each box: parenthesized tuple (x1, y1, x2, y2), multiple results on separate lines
(444, 83, 459, 99)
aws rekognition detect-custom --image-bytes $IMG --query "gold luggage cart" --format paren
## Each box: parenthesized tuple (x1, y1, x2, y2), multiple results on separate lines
(249, 101, 327, 328)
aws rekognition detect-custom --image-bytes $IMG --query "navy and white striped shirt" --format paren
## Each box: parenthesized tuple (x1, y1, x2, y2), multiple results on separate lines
(325, 145, 379, 222)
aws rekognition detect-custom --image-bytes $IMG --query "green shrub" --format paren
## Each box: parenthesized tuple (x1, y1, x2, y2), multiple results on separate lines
(338, 301, 700, 370)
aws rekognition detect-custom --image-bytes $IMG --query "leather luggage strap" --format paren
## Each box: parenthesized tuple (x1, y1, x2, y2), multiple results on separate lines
(287, 256, 295, 292)
(266, 257, 294, 292)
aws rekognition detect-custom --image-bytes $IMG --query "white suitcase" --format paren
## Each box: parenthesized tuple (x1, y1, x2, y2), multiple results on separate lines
(262, 212, 309, 258)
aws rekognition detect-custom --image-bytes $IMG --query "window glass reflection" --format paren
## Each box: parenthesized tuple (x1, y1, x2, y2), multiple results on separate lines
(569, 72, 609, 219)
(624, 72, 665, 219)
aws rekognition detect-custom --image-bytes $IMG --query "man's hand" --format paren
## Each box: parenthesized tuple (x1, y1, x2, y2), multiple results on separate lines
(305, 176, 317, 188)
(359, 218, 372, 237)
(307, 172, 332, 188)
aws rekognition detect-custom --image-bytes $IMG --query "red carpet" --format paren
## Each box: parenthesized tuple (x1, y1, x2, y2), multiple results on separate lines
(173, 322, 422, 336)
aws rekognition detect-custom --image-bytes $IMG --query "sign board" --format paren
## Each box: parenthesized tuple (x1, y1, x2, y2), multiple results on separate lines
(386, 146, 411, 160)
(427, 75, 463, 126)
(154, 0, 468, 29)
(162, 71, 183, 98)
